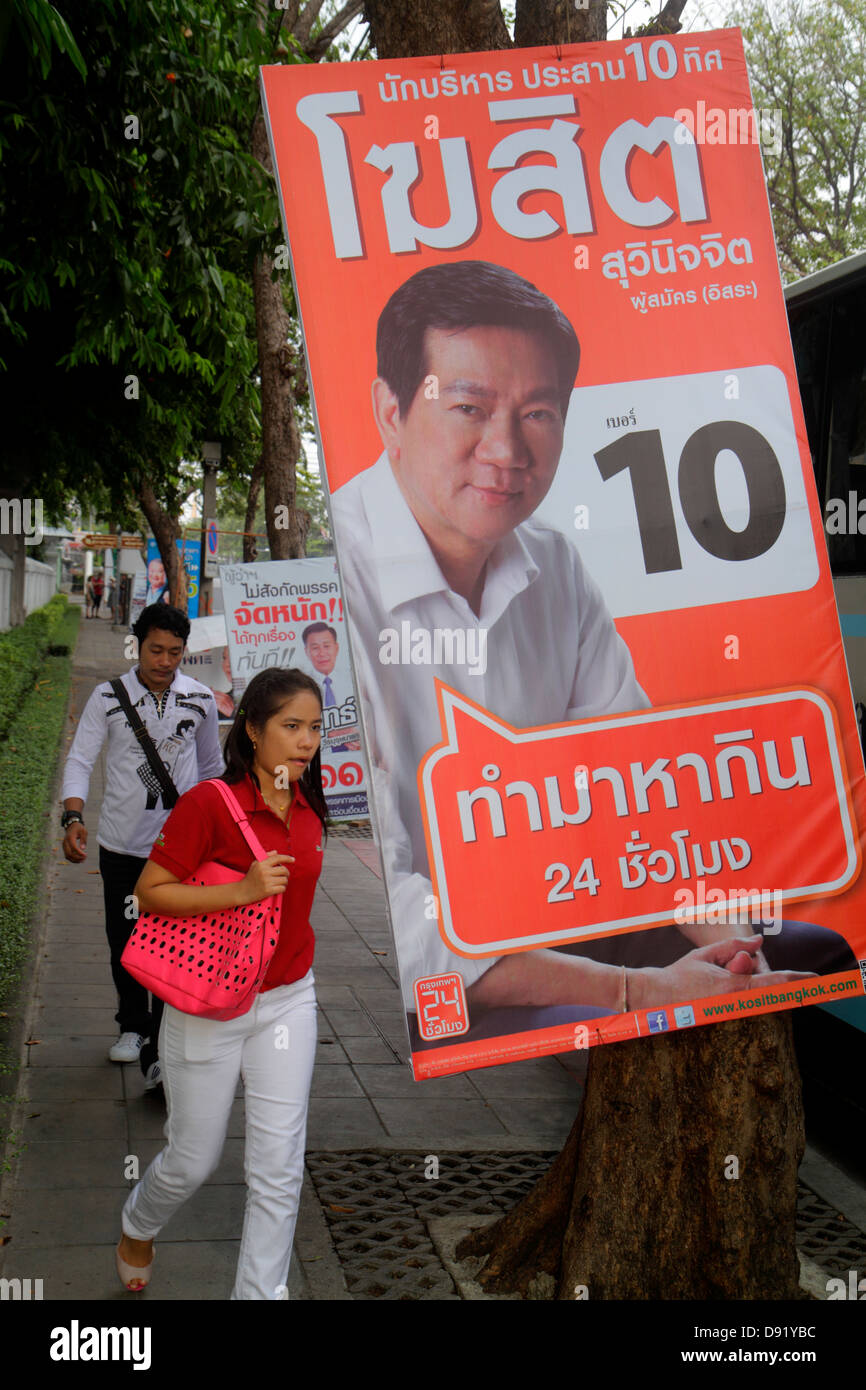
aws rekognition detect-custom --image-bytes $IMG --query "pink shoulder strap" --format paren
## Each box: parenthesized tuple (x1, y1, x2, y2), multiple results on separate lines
(206, 778, 270, 862)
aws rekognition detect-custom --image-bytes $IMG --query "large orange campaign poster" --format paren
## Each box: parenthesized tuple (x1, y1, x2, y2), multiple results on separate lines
(260, 30, 866, 1080)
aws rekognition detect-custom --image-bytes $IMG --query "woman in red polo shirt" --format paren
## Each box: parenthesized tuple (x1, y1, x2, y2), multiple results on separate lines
(115, 667, 327, 1300)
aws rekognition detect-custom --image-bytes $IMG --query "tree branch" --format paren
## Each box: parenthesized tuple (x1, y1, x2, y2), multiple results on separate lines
(294, 0, 329, 48)
(636, 0, 689, 36)
(303, 0, 366, 61)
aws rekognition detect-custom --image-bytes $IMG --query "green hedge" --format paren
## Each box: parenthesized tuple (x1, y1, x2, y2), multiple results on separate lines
(0, 600, 79, 1006)
(0, 593, 68, 745)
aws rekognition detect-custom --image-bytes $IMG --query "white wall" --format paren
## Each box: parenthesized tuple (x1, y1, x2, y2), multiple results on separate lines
(0, 553, 58, 632)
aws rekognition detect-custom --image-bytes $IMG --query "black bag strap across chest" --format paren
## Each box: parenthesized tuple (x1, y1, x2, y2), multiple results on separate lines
(110, 678, 179, 809)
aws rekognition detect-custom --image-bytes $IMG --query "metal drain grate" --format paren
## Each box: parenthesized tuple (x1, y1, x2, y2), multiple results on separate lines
(307, 1151, 866, 1300)
(796, 1183, 866, 1276)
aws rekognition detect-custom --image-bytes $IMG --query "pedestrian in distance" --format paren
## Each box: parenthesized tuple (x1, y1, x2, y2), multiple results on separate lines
(60, 604, 223, 1088)
(115, 668, 327, 1299)
(91, 569, 105, 618)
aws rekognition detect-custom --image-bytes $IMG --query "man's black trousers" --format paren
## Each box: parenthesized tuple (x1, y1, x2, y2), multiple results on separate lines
(99, 846, 163, 1073)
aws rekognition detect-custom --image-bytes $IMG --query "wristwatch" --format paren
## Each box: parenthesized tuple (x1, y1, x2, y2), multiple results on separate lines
(61, 810, 85, 829)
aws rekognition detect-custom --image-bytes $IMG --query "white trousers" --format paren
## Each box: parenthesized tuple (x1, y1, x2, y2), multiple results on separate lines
(121, 969, 317, 1301)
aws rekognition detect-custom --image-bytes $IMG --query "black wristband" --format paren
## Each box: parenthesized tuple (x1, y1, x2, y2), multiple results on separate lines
(61, 810, 84, 829)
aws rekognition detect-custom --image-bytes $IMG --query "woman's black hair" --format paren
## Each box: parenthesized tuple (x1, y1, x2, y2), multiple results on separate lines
(223, 668, 329, 834)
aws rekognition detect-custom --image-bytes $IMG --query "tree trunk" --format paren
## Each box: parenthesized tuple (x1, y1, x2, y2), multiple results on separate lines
(243, 456, 265, 564)
(251, 113, 308, 562)
(364, 0, 511, 56)
(139, 478, 187, 613)
(515, 0, 606, 47)
(458, 1015, 805, 1299)
(368, 0, 808, 1302)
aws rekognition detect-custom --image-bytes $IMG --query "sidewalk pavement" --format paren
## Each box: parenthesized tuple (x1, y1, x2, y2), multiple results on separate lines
(0, 596, 864, 1300)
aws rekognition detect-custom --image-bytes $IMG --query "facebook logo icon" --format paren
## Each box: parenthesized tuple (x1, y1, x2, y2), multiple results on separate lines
(647, 1010, 669, 1033)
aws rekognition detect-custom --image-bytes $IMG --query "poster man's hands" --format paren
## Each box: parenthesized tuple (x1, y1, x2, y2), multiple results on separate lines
(635, 936, 816, 1007)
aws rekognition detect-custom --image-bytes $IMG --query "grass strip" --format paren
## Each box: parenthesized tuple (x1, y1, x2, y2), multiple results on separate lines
(0, 601, 80, 1011)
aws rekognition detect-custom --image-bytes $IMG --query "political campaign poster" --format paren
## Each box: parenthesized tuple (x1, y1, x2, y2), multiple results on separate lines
(132, 537, 201, 621)
(260, 30, 866, 1080)
(180, 615, 237, 723)
(220, 556, 369, 821)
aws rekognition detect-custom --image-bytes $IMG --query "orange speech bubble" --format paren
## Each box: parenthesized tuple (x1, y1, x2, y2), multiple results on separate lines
(419, 683, 860, 959)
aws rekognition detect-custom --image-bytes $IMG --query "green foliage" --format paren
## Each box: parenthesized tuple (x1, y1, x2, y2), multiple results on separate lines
(2, 0, 87, 82)
(729, 0, 866, 279)
(0, 593, 69, 742)
(0, 1, 285, 514)
(0, 601, 78, 1004)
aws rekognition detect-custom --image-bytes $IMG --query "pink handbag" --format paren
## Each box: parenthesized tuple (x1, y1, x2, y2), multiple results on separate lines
(121, 779, 282, 1021)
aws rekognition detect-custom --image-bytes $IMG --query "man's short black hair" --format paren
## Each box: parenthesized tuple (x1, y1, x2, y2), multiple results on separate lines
(132, 603, 190, 646)
(376, 260, 580, 419)
(302, 622, 338, 644)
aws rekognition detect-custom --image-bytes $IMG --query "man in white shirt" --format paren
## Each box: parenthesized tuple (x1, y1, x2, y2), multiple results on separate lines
(61, 604, 224, 1082)
(332, 261, 819, 1043)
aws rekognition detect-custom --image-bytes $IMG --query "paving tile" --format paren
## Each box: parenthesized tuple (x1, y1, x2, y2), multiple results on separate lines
(353, 1063, 476, 1099)
(18, 1066, 124, 1102)
(340, 1036, 401, 1065)
(312, 985, 357, 1006)
(14, 1100, 129, 1143)
(306, 1097, 388, 1145)
(467, 1059, 585, 1099)
(38, 946, 105, 964)
(314, 1040, 349, 1065)
(318, 1009, 376, 1037)
(7, 1140, 132, 1190)
(26, 1036, 119, 1067)
(34, 1008, 121, 1036)
(309, 1067, 365, 1099)
(37, 985, 119, 1009)
(0, 1239, 241, 1301)
(372, 1097, 509, 1140)
(39, 962, 114, 984)
(483, 1098, 581, 1145)
(8, 1186, 133, 1248)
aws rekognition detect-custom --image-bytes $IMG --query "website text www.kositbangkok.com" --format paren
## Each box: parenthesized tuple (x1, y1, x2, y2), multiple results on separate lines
(702, 977, 859, 1018)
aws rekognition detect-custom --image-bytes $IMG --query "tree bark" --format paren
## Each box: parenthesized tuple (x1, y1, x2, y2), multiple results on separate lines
(138, 478, 186, 613)
(369, 0, 808, 1302)
(459, 1015, 805, 1299)
(251, 114, 308, 562)
(515, 0, 607, 47)
(364, 0, 511, 57)
(243, 456, 265, 564)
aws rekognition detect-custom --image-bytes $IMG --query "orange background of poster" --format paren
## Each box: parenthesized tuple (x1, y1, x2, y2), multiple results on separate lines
(261, 31, 866, 966)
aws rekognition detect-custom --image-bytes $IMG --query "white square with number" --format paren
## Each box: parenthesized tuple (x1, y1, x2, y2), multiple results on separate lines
(533, 365, 820, 618)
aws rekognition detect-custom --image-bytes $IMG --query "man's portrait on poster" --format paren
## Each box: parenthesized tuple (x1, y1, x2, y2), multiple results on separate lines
(332, 259, 856, 1048)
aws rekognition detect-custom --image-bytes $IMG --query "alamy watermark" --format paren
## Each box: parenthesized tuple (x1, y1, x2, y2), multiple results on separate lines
(674, 884, 782, 928)
(379, 622, 488, 676)
(0, 497, 43, 546)
(674, 102, 782, 158)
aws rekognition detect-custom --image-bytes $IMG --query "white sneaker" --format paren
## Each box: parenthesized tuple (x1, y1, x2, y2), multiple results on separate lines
(143, 1061, 162, 1092)
(108, 1032, 145, 1063)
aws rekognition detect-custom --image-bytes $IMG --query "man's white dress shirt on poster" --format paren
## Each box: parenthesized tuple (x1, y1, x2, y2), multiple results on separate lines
(61, 667, 224, 859)
(332, 453, 649, 999)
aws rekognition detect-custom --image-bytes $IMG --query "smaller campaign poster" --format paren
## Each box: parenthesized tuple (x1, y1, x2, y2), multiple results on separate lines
(220, 556, 369, 821)
(137, 537, 201, 619)
(180, 615, 237, 723)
